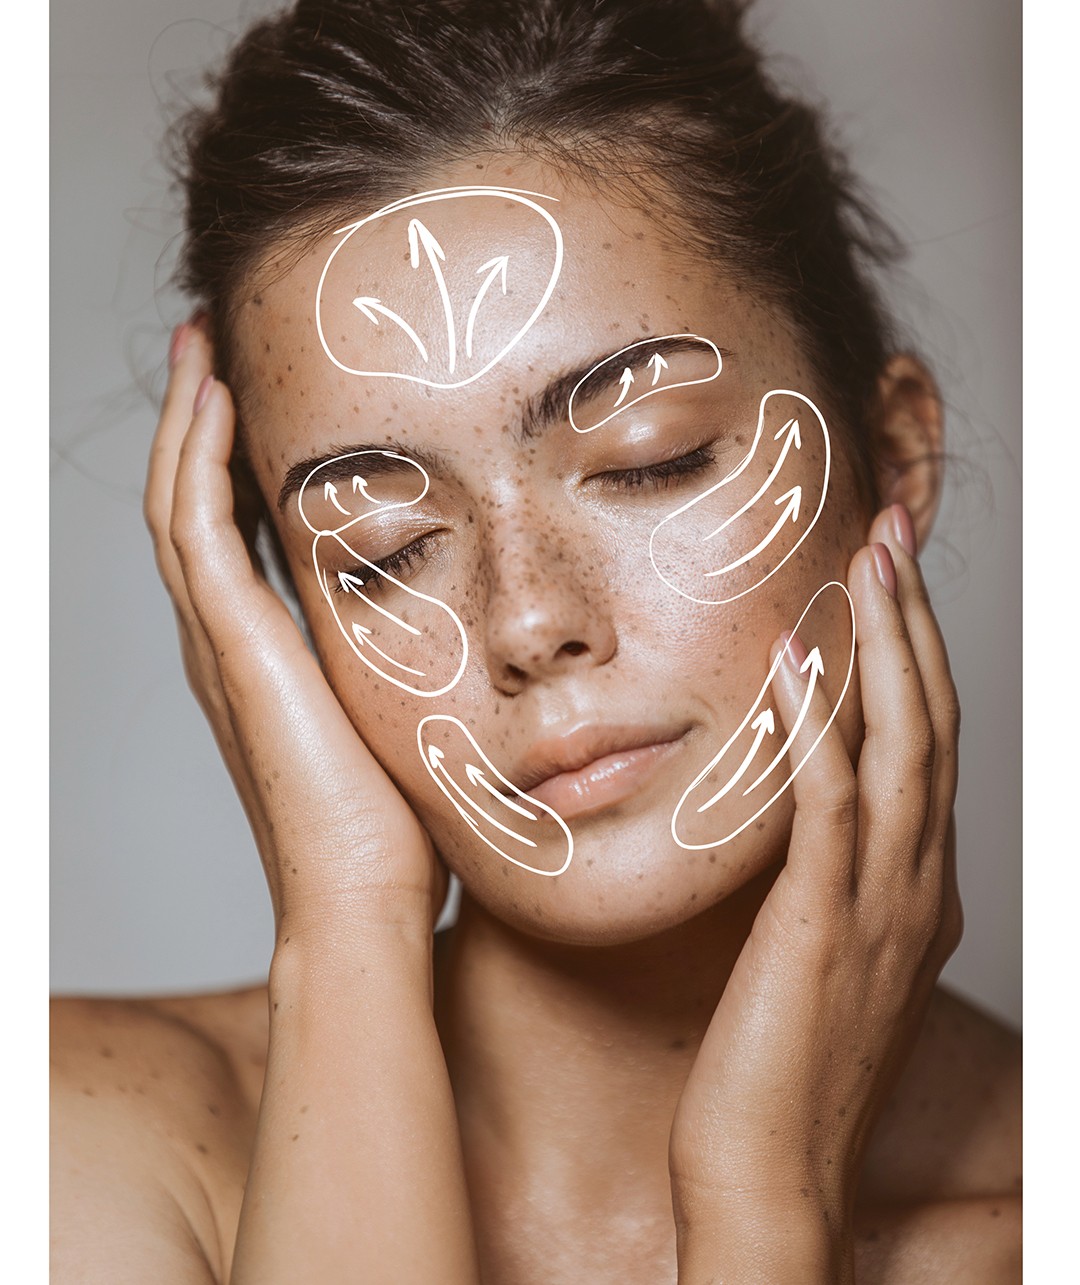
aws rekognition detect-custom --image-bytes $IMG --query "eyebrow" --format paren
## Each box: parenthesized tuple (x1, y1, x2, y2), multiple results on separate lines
(520, 333, 731, 442)
(277, 334, 732, 510)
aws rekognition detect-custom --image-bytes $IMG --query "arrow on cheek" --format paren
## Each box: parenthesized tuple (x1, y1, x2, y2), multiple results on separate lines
(741, 646, 825, 797)
(464, 762, 538, 821)
(427, 745, 538, 847)
(705, 485, 802, 579)
(695, 707, 776, 812)
(703, 417, 803, 543)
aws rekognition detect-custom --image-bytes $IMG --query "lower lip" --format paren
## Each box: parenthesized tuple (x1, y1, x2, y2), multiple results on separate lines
(526, 737, 685, 819)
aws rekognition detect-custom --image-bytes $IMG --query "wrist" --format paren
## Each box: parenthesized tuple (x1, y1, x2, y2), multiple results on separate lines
(672, 1181, 853, 1285)
(270, 911, 435, 1009)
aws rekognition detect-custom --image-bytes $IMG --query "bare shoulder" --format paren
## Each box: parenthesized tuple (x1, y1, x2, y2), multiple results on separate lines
(854, 984, 1021, 1281)
(861, 982, 1021, 1204)
(50, 983, 269, 1284)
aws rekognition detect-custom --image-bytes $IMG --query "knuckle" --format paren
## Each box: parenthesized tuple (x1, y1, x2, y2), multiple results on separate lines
(933, 687, 962, 742)
(905, 718, 936, 776)
(815, 777, 859, 830)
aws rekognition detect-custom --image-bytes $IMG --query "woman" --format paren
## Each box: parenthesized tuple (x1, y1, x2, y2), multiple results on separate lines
(51, 1, 1021, 1280)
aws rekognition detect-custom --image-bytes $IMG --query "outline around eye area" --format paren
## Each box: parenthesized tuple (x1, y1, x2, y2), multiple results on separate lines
(312, 528, 469, 698)
(315, 185, 564, 390)
(568, 334, 724, 434)
(647, 388, 832, 606)
(297, 449, 431, 537)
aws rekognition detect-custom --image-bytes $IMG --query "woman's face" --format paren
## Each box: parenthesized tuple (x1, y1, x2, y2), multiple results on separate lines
(235, 155, 868, 945)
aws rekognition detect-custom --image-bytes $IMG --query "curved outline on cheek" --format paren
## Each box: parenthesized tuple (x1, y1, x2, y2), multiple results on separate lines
(313, 532, 469, 699)
(670, 580, 856, 850)
(648, 388, 832, 606)
(567, 334, 723, 434)
(298, 449, 468, 699)
(315, 185, 563, 390)
(417, 715, 574, 876)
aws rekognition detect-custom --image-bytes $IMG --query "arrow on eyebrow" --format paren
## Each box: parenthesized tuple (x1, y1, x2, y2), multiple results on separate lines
(519, 335, 733, 443)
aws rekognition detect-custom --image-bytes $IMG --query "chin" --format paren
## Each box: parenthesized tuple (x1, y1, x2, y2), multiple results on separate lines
(442, 798, 793, 947)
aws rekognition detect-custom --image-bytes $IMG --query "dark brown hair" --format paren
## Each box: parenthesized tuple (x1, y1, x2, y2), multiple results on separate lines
(172, 0, 901, 502)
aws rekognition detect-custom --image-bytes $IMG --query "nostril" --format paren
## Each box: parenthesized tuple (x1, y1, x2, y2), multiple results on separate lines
(560, 640, 588, 657)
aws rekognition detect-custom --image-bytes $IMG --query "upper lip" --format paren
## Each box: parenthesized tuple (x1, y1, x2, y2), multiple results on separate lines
(510, 723, 688, 795)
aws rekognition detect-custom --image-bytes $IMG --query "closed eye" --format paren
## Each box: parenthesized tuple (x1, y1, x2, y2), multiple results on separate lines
(593, 444, 716, 491)
(332, 530, 440, 594)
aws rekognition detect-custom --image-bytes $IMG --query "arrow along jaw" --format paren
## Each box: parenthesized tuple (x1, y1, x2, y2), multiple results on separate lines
(648, 388, 831, 606)
(670, 578, 856, 852)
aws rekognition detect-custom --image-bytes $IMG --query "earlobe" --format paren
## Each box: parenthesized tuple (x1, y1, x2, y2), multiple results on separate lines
(872, 353, 944, 551)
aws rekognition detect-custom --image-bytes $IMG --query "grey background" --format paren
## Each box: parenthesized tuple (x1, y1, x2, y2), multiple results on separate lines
(51, 0, 1021, 1026)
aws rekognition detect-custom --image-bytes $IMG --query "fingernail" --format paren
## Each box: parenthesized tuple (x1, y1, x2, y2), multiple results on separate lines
(169, 324, 187, 368)
(871, 542, 897, 597)
(193, 374, 214, 415)
(892, 503, 917, 558)
(782, 629, 808, 671)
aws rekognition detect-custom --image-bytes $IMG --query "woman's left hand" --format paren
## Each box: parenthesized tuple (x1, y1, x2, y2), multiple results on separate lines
(668, 505, 964, 1283)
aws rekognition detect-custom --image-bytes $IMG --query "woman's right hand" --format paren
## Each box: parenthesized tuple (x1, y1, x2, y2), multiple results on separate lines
(144, 321, 448, 948)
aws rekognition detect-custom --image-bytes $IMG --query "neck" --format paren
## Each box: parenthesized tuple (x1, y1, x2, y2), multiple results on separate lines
(433, 862, 780, 1213)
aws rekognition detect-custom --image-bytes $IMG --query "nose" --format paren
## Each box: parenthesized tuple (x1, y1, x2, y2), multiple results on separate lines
(480, 513, 617, 693)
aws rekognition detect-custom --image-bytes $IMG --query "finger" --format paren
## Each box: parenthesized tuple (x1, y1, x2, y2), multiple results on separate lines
(169, 374, 271, 641)
(168, 377, 387, 782)
(144, 323, 214, 583)
(847, 541, 935, 886)
(768, 630, 858, 902)
(869, 505, 961, 863)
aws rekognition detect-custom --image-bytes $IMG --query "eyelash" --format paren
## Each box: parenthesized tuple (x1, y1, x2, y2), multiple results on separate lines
(332, 530, 439, 595)
(595, 444, 716, 491)
(329, 447, 714, 595)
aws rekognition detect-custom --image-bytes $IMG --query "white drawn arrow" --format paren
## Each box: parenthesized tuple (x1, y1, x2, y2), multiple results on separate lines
(351, 296, 429, 363)
(742, 646, 824, 796)
(352, 474, 376, 502)
(426, 745, 537, 847)
(696, 708, 776, 812)
(323, 481, 350, 515)
(647, 352, 669, 385)
(416, 715, 573, 875)
(336, 569, 422, 635)
(703, 417, 802, 542)
(613, 366, 635, 408)
(464, 762, 538, 821)
(408, 218, 456, 373)
(705, 485, 802, 579)
(350, 622, 426, 677)
(465, 255, 509, 359)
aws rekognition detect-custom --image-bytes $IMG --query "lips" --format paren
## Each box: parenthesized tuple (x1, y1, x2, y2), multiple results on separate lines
(513, 724, 689, 819)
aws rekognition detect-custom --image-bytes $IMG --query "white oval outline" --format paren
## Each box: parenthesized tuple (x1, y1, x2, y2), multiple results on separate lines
(315, 185, 563, 389)
(567, 333, 723, 434)
(417, 714, 574, 876)
(313, 529, 468, 699)
(671, 580, 856, 850)
(648, 388, 832, 606)
(297, 448, 430, 537)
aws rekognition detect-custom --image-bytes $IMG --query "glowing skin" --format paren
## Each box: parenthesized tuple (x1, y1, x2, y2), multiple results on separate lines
(233, 156, 866, 946)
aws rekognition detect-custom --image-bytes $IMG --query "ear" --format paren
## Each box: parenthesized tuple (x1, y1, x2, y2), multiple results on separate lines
(871, 353, 944, 551)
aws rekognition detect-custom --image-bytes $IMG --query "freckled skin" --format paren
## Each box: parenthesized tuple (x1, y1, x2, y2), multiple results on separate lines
(230, 155, 870, 947)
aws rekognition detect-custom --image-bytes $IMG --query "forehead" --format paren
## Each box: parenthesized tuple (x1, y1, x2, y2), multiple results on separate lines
(233, 156, 806, 482)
